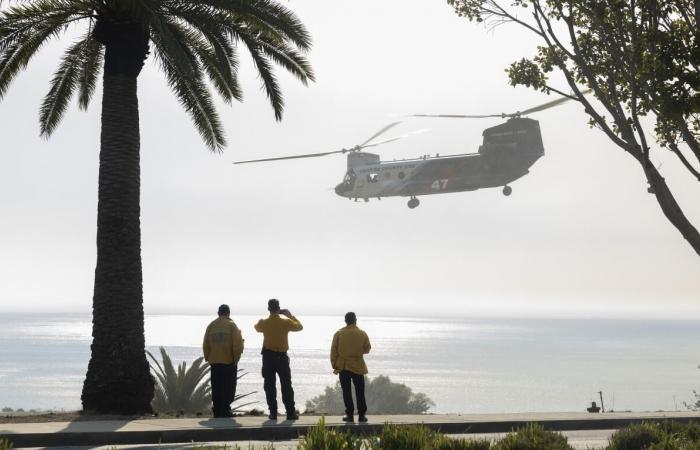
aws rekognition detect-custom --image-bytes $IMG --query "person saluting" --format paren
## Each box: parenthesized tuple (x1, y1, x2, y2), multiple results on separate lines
(331, 312, 371, 423)
(203, 304, 244, 418)
(254, 298, 303, 420)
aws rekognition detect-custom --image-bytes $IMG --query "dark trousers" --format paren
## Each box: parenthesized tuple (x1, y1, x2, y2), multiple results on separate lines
(339, 370, 366, 416)
(261, 349, 295, 414)
(210, 363, 237, 416)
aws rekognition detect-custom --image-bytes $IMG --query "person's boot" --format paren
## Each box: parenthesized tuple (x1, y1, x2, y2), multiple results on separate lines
(268, 409, 277, 420)
(358, 414, 368, 423)
(342, 414, 354, 422)
(286, 410, 299, 420)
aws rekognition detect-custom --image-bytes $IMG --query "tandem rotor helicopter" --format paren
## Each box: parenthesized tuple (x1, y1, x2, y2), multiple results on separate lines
(234, 94, 582, 209)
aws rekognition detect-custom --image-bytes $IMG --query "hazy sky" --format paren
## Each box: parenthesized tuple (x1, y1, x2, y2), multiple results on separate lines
(0, 0, 698, 318)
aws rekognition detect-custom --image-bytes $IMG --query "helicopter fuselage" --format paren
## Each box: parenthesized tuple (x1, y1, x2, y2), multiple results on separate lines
(334, 117, 544, 204)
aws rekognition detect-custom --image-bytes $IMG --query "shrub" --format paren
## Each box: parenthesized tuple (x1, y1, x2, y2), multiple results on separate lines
(0, 437, 12, 450)
(373, 424, 490, 450)
(492, 423, 573, 450)
(606, 422, 700, 450)
(147, 347, 255, 415)
(0, 408, 12, 413)
(297, 417, 360, 450)
(305, 375, 434, 415)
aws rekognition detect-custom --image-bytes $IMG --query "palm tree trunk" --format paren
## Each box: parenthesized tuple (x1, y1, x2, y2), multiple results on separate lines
(82, 20, 153, 413)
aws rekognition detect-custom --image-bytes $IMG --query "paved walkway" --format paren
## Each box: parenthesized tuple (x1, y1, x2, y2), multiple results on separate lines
(3, 412, 700, 448)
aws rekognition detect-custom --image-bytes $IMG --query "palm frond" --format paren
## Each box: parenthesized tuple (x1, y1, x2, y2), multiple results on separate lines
(239, 37, 283, 120)
(187, 29, 240, 103)
(148, 15, 225, 151)
(40, 33, 94, 136)
(198, 0, 312, 52)
(76, 32, 103, 110)
(0, 0, 92, 52)
(257, 38, 314, 85)
(0, 26, 55, 99)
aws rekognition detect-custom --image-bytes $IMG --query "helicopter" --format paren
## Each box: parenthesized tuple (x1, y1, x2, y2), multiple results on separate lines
(234, 94, 581, 209)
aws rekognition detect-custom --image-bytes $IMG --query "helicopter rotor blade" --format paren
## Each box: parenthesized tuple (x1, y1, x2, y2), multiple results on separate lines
(233, 150, 344, 164)
(232, 123, 427, 165)
(408, 113, 504, 119)
(409, 89, 593, 120)
(361, 128, 431, 149)
(517, 89, 592, 116)
(359, 121, 402, 147)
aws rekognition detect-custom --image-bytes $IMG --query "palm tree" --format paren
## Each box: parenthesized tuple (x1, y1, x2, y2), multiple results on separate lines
(0, 0, 313, 414)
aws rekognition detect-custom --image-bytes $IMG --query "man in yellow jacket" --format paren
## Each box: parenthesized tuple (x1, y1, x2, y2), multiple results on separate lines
(254, 298, 303, 420)
(203, 304, 244, 418)
(331, 312, 371, 423)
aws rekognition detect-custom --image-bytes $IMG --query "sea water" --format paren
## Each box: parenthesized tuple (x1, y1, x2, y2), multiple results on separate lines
(0, 314, 698, 413)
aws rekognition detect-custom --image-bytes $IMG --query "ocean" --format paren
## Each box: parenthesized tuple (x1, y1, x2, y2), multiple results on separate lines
(0, 314, 698, 414)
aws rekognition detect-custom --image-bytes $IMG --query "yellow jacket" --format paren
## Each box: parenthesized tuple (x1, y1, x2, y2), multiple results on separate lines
(254, 314, 303, 352)
(203, 316, 244, 364)
(331, 324, 371, 375)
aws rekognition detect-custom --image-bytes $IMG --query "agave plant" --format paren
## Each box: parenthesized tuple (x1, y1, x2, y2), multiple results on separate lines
(147, 347, 256, 414)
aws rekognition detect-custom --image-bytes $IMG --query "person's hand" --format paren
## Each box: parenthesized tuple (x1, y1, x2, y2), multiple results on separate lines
(279, 308, 292, 317)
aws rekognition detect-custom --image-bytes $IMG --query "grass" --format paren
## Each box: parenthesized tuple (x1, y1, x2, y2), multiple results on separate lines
(0, 437, 12, 450)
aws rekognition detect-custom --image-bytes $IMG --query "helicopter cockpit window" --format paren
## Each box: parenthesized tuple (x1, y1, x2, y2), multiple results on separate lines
(367, 173, 380, 183)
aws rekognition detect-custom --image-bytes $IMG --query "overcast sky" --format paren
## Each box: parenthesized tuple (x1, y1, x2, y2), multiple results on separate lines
(0, 0, 698, 318)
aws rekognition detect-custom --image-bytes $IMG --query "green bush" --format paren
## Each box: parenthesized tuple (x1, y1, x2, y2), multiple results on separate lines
(492, 423, 573, 450)
(147, 347, 255, 415)
(373, 424, 490, 450)
(305, 375, 434, 415)
(606, 422, 700, 450)
(0, 437, 12, 450)
(297, 417, 360, 450)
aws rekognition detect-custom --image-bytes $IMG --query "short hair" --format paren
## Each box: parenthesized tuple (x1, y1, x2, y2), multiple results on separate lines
(268, 298, 280, 312)
(218, 304, 230, 316)
(344, 312, 357, 325)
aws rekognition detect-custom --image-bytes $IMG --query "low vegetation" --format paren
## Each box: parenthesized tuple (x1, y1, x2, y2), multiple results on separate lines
(607, 421, 700, 450)
(147, 347, 255, 415)
(305, 375, 434, 415)
(297, 420, 700, 450)
(685, 365, 700, 411)
(0, 437, 12, 450)
(492, 423, 572, 450)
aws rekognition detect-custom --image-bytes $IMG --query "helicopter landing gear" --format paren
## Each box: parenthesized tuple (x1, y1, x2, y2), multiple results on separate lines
(407, 197, 420, 209)
(502, 185, 512, 196)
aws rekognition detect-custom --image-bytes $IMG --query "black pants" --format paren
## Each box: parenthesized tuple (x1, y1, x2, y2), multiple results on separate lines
(210, 363, 237, 416)
(261, 349, 295, 414)
(339, 370, 366, 416)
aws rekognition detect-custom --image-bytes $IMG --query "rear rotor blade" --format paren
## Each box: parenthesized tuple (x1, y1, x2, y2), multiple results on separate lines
(409, 89, 593, 119)
(518, 89, 593, 116)
(233, 150, 344, 164)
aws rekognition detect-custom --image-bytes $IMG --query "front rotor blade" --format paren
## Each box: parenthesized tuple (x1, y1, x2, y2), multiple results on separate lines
(233, 150, 343, 164)
(518, 89, 593, 116)
(361, 128, 430, 149)
(408, 113, 504, 119)
(359, 121, 402, 147)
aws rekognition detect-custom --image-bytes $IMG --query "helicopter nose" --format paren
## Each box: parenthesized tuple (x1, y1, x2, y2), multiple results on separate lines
(335, 183, 347, 196)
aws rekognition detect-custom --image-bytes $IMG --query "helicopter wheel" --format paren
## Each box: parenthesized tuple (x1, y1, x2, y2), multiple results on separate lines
(502, 186, 512, 196)
(407, 197, 420, 209)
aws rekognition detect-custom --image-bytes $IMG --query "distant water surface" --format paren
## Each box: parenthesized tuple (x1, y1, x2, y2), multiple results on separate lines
(1, 314, 698, 413)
